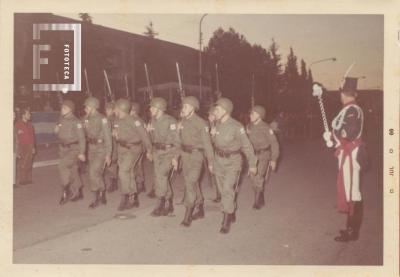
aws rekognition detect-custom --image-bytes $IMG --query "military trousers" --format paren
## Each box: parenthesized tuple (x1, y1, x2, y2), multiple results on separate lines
(134, 150, 145, 186)
(104, 158, 118, 189)
(214, 154, 242, 214)
(88, 145, 107, 192)
(118, 146, 142, 195)
(182, 151, 204, 208)
(153, 150, 174, 200)
(16, 144, 34, 185)
(250, 152, 271, 192)
(58, 145, 82, 195)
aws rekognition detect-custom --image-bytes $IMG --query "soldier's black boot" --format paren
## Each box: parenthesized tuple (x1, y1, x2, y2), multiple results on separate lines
(151, 197, 166, 217)
(147, 188, 156, 199)
(100, 190, 107, 205)
(59, 187, 69, 205)
(192, 204, 205, 220)
(131, 193, 139, 208)
(88, 191, 100, 209)
(219, 213, 231, 234)
(70, 187, 84, 202)
(117, 194, 128, 211)
(180, 206, 194, 227)
(163, 198, 174, 215)
(335, 202, 363, 242)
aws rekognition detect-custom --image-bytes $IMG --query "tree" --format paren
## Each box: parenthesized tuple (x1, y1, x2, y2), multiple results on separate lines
(78, 13, 93, 24)
(143, 21, 158, 39)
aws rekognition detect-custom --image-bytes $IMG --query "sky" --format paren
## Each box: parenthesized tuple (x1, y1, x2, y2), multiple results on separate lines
(59, 13, 383, 90)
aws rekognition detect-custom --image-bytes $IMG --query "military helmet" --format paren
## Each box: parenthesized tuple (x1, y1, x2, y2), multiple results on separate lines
(105, 101, 115, 110)
(115, 98, 131, 113)
(149, 97, 167, 112)
(215, 97, 233, 114)
(84, 96, 100, 109)
(182, 96, 200, 111)
(131, 102, 140, 113)
(62, 100, 75, 112)
(251, 105, 266, 119)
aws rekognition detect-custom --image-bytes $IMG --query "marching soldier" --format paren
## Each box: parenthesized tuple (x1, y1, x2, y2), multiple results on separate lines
(104, 102, 118, 193)
(83, 97, 112, 209)
(211, 98, 257, 234)
(208, 106, 221, 203)
(330, 78, 366, 242)
(247, 105, 279, 209)
(178, 96, 214, 227)
(113, 99, 152, 211)
(55, 100, 86, 204)
(146, 97, 180, 217)
(130, 102, 147, 194)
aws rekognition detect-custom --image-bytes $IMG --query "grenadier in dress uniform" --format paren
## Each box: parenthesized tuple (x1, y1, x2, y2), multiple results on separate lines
(208, 106, 221, 203)
(83, 97, 113, 209)
(211, 98, 257, 234)
(247, 105, 279, 209)
(104, 102, 119, 193)
(130, 102, 147, 194)
(113, 99, 153, 211)
(330, 77, 366, 242)
(178, 96, 214, 227)
(55, 100, 86, 204)
(147, 97, 180, 217)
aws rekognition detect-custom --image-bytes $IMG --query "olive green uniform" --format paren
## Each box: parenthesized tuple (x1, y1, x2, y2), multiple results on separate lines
(178, 113, 214, 208)
(212, 117, 257, 213)
(148, 113, 180, 200)
(56, 113, 86, 196)
(83, 111, 112, 192)
(114, 115, 152, 195)
(247, 120, 279, 192)
(105, 114, 118, 189)
(131, 114, 146, 190)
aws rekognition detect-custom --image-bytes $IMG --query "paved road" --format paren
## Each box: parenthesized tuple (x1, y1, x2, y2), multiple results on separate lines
(13, 139, 383, 265)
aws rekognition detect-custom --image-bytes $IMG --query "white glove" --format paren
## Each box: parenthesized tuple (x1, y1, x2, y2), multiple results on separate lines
(323, 131, 332, 141)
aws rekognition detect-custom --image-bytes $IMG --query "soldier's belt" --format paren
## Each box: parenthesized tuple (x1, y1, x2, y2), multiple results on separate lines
(254, 146, 271, 155)
(117, 140, 142, 149)
(61, 141, 79, 148)
(87, 137, 104, 145)
(181, 144, 204, 154)
(215, 148, 241, 158)
(153, 143, 173, 151)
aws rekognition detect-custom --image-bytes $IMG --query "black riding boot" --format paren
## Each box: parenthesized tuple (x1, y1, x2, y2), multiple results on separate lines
(88, 191, 100, 209)
(219, 213, 231, 234)
(117, 194, 128, 211)
(180, 206, 194, 227)
(151, 197, 166, 217)
(192, 204, 205, 220)
(335, 201, 363, 242)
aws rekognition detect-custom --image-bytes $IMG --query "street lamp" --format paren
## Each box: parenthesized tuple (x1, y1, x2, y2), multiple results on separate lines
(309, 57, 337, 67)
(199, 13, 208, 101)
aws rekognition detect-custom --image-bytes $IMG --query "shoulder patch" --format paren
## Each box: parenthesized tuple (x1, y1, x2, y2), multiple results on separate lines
(134, 120, 141, 127)
(170, 124, 176, 130)
(102, 118, 108, 124)
(77, 123, 82, 129)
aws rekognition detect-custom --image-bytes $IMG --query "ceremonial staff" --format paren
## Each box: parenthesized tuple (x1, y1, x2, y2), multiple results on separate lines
(176, 62, 185, 101)
(84, 68, 91, 96)
(103, 70, 114, 102)
(312, 82, 333, 147)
